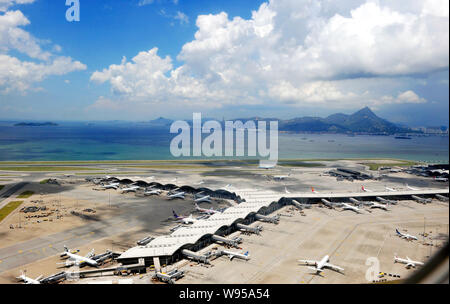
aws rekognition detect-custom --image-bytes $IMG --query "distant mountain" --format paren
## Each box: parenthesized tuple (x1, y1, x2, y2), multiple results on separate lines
(269, 107, 408, 134)
(146, 117, 173, 127)
(14, 122, 58, 127)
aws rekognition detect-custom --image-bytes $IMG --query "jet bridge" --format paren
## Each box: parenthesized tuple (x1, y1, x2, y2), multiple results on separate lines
(376, 196, 397, 205)
(236, 223, 263, 234)
(211, 234, 242, 248)
(436, 194, 449, 202)
(412, 195, 432, 204)
(255, 213, 279, 224)
(181, 249, 210, 264)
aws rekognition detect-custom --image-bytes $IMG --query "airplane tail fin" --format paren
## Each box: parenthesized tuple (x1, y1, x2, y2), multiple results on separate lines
(172, 210, 178, 218)
(64, 245, 68, 252)
(311, 187, 315, 192)
(362, 186, 365, 191)
(244, 251, 249, 256)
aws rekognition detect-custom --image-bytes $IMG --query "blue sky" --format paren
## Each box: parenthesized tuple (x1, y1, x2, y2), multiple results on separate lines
(0, 0, 448, 126)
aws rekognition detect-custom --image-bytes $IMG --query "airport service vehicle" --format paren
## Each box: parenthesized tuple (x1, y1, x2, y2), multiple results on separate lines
(17, 271, 42, 284)
(298, 255, 344, 274)
(396, 229, 418, 241)
(195, 203, 219, 215)
(172, 210, 197, 224)
(394, 255, 424, 268)
(60, 246, 98, 267)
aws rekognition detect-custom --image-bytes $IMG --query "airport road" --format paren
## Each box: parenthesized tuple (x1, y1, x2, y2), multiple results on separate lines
(0, 196, 192, 273)
(0, 182, 28, 209)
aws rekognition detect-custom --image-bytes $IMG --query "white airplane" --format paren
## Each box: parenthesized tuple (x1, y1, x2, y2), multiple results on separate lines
(167, 191, 185, 200)
(385, 186, 397, 192)
(222, 250, 250, 261)
(60, 246, 98, 267)
(273, 173, 291, 180)
(101, 183, 120, 190)
(259, 164, 275, 169)
(285, 186, 290, 194)
(361, 186, 373, 192)
(394, 255, 424, 269)
(17, 271, 42, 284)
(121, 185, 140, 193)
(395, 228, 418, 241)
(298, 255, 344, 274)
(144, 188, 161, 196)
(194, 203, 220, 215)
(434, 176, 448, 182)
(369, 202, 389, 211)
(311, 187, 320, 194)
(172, 210, 197, 224)
(406, 184, 419, 191)
(341, 203, 362, 213)
(195, 194, 212, 203)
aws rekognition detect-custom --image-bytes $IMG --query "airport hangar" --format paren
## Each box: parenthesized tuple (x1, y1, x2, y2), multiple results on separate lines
(104, 176, 449, 268)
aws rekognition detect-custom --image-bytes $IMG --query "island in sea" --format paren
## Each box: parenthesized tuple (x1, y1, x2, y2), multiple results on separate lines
(14, 122, 58, 127)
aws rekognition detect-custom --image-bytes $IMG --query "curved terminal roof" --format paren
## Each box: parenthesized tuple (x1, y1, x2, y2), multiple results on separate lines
(111, 176, 448, 260)
(118, 187, 281, 259)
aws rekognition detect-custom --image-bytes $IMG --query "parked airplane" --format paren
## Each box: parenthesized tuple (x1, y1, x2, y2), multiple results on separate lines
(341, 203, 362, 213)
(406, 184, 419, 191)
(298, 255, 344, 274)
(259, 164, 275, 169)
(385, 186, 397, 192)
(434, 176, 448, 182)
(168, 191, 185, 200)
(172, 210, 197, 224)
(60, 246, 98, 267)
(101, 183, 119, 190)
(195, 194, 212, 203)
(144, 188, 161, 196)
(394, 255, 424, 269)
(17, 271, 42, 284)
(221, 250, 250, 261)
(273, 173, 291, 181)
(194, 203, 219, 215)
(369, 202, 389, 211)
(121, 185, 140, 193)
(395, 229, 418, 241)
(361, 186, 373, 192)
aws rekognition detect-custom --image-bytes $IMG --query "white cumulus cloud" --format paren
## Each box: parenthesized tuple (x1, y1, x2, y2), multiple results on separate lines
(90, 0, 448, 113)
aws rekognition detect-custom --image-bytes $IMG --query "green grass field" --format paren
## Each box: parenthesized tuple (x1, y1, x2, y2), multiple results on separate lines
(17, 191, 34, 199)
(0, 201, 23, 222)
(39, 179, 49, 184)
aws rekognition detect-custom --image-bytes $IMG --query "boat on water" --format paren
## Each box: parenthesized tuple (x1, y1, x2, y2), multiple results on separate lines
(395, 136, 412, 140)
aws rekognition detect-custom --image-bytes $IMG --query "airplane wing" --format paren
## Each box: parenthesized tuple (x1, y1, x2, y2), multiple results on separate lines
(298, 260, 316, 266)
(35, 275, 43, 281)
(324, 263, 344, 272)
